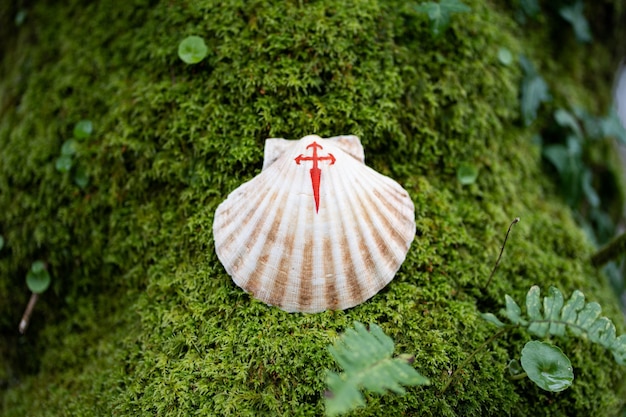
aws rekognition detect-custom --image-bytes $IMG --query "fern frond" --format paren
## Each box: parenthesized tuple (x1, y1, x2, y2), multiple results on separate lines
(324, 322, 429, 416)
(489, 286, 626, 365)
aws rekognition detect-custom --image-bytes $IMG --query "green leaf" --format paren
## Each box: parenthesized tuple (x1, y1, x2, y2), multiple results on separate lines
(61, 139, 77, 156)
(544, 286, 565, 336)
(575, 301, 601, 332)
(26, 260, 51, 293)
(414, 0, 471, 37)
(519, 0, 540, 18)
(55, 155, 73, 173)
(611, 335, 626, 365)
(559, 1, 592, 43)
(601, 106, 626, 144)
(542, 144, 569, 174)
(581, 169, 600, 208)
(554, 109, 583, 138)
(504, 294, 527, 325)
(482, 313, 505, 327)
(456, 163, 478, 185)
(526, 286, 549, 337)
(520, 55, 550, 126)
(325, 322, 429, 416)
(507, 359, 523, 376)
(15, 9, 27, 26)
(493, 287, 626, 368)
(497, 47, 513, 66)
(178, 35, 208, 64)
(560, 290, 585, 330)
(0, 235, 3, 251)
(73, 120, 93, 139)
(587, 317, 615, 348)
(520, 341, 573, 392)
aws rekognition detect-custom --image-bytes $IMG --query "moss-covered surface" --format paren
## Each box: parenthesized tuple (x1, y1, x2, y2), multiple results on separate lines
(1, 0, 625, 415)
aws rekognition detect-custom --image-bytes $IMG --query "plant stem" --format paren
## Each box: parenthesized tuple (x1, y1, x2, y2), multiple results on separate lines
(441, 327, 510, 393)
(19, 292, 39, 334)
(483, 217, 520, 290)
(591, 231, 626, 267)
(509, 372, 527, 380)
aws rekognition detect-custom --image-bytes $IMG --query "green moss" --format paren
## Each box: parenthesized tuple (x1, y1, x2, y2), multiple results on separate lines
(1, 0, 625, 415)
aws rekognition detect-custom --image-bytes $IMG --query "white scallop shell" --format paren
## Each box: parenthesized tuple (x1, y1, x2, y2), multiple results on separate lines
(213, 134, 415, 313)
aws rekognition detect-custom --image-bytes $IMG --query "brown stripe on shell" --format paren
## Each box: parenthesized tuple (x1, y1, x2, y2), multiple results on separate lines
(243, 192, 284, 297)
(350, 172, 406, 267)
(371, 188, 414, 252)
(340, 224, 364, 307)
(266, 218, 297, 307)
(297, 235, 315, 310)
(323, 236, 340, 309)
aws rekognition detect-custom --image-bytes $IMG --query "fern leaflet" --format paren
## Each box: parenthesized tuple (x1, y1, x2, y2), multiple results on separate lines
(324, 322, 429, 416)
(483, 286, 626, 365)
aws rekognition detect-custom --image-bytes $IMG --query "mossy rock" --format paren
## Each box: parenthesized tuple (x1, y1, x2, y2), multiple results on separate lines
(1, 0, 625, 415)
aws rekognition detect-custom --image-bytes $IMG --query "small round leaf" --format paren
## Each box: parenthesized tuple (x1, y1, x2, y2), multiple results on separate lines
(61, 139, 77, 156)
(73, 120, 93, 139)
(55, 155, 73, 173)
(178, 36, 208, 64)
(520, 341, 573, 392)
(457, 163, 479, 185)
(26, 261, 51, 293)
(498, 47, 513, 66)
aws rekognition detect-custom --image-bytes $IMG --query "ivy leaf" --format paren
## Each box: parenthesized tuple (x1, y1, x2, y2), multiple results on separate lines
(325, 322, 429, 416)
(520, 56, 550, 125)
(521, 341, 574, 392)
(414, 0, 471, 37)
(559, 0, 592, 43)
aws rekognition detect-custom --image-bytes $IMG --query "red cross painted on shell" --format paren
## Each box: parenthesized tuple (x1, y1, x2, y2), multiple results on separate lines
(213, 135, 416, 313)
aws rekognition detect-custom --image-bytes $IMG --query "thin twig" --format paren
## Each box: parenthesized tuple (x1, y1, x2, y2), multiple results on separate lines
(19, 292, 39, 334)
(483, 217, 520, 290)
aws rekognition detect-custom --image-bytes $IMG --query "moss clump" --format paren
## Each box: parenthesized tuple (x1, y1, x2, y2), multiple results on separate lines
(1, 0, 625, 415)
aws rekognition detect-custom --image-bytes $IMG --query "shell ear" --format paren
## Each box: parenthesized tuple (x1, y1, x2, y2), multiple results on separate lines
(263, 138, 293, 170)
(327, 135, 365, 163)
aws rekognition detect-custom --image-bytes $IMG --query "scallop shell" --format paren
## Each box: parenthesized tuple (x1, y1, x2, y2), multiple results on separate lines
(213, 134, 415, 313)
